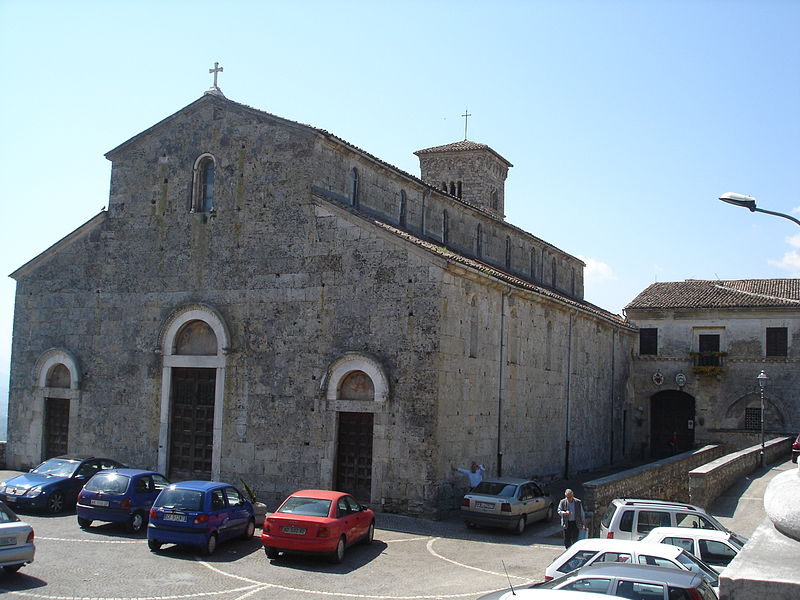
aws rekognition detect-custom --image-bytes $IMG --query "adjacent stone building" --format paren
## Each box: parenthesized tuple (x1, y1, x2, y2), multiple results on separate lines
(8, 87, 636, 516)
(625, 279, 800, 458)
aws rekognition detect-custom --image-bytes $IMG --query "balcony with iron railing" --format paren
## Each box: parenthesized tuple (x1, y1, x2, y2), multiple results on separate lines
(689, 351, 727, 374)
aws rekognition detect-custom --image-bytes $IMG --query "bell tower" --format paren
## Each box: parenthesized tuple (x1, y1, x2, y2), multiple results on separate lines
(414, 140, 512, 218)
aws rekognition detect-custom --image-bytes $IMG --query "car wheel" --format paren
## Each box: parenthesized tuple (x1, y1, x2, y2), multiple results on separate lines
(363, 521, 374, 544)
(3, 564, 22, 574)
(242, 519, 255, 539)
(147, 539, 162, 552)
(330, 536, 346, 563)
(514, 515, 526, 535)
(77, 516, 93, 529)
(546, 504, 554, 521)
(264, 546, 279, 560)
(203, 534, 218, 556)
(47, 490, 65, 514)
(126, 511, 145, 533)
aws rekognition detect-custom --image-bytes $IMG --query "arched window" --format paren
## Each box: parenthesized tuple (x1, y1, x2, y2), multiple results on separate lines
(351, 168, 359, 207)
(530, 248, 538, 282)
(442, 210, 449, 244)
(456, 181, 462, 198)
(476, 224, 483, 258)
(449, 181, 456, 196)
(490, 189, 499, 211)
(399, 191, 407, 228)
(192, 154, 216, 213)
(441, 182, 448, 192)
(505, 236, 512, 269)
(551, 258, 557, 288)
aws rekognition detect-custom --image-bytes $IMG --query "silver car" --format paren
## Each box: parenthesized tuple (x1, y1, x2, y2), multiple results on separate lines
(0, 501, 35, 574)
(461, 477, 554, 534)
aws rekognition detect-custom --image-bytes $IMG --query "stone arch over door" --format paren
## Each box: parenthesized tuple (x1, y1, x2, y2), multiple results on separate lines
(32, 348, 81, 461)
(321, 353, 389, 503)
(650, 390, 695, 458)
(157, 304, 230, 481)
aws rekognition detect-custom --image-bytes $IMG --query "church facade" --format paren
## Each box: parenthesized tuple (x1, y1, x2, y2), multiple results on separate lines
(8, 89, 636, 516)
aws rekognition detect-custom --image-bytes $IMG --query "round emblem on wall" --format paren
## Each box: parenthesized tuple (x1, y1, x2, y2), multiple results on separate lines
(675, 372, 687, 387)
(652, 371, 664, 386)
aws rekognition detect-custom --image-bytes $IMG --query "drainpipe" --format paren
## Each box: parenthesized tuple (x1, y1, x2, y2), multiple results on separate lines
(497, 290, 507, 476)
(609, 328, 616, 464)
(564, 312, 574, 479)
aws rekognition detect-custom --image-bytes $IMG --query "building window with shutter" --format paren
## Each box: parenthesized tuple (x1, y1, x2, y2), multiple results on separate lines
(766, 327, 788, 357)
(639, 328, 658, 356)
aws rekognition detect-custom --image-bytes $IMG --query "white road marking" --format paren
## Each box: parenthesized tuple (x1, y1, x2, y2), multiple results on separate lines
(424, 538, 531, 580)
(0, 584, 263, 600)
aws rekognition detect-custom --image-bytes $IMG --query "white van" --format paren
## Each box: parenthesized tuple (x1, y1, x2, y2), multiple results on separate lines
(543, 538, 719, 590)
(599, 498, 729, 541)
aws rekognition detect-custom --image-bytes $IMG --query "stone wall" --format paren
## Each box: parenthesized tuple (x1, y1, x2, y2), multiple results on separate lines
(688, 436, 793, 509)
(582, 444, 726, 534)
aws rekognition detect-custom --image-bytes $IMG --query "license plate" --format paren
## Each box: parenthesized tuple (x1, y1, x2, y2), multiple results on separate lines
(475, 501, 495, 510)
(91, 499, 110, 507)
(164, 513, 187, 522)
(0, 536, 15, 546)
(282, 526, 306, 535)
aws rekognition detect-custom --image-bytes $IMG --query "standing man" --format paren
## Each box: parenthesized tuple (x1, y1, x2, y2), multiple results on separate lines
(451, 462, 485, 489)
(558, 488, 586, 548)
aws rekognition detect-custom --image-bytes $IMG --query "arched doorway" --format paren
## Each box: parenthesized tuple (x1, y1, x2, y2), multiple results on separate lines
(33, 349, 81, 461)
(650, 390, 695, 458)
(158, 305, 229, 481)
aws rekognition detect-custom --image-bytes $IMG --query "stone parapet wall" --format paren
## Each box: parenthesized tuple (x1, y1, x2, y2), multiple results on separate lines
(688, 436, 793, 509)
(583, 445, 725, 535)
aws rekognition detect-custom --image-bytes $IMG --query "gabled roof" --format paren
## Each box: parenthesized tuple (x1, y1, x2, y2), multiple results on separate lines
(414, 139, 513, 167)
(625, 279, 800, 310)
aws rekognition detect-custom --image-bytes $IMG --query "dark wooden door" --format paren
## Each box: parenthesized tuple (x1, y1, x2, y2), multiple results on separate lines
(650, 391, 695, 458)
(169, 368, 215, 481)
(44, 397, 69, 458)
(335, 412, 373, 502)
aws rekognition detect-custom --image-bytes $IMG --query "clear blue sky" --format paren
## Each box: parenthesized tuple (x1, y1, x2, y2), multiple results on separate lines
(1, 0, 799, 436)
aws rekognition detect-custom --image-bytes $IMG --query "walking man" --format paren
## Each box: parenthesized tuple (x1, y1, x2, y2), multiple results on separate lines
(557, 488, 586, 548)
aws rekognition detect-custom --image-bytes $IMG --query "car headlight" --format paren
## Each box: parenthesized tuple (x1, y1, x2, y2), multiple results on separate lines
(24, 487, 43, 498)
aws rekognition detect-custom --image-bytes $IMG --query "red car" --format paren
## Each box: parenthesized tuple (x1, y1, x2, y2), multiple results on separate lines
(792, 434, 799, 464)
(261, 490, 375, 563)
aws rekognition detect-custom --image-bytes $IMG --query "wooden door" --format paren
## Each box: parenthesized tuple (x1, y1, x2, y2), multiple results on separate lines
(169, 368, 215, 480)
(44, 397, 70, 458)
(335, 412, 373, 502)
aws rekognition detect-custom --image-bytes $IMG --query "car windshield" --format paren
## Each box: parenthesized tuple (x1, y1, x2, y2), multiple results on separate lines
(472, 481, 518, 498)
(0, 503, 21, 523)
(31, 458, 80, 478)
(84, 473, 130, 494)
(277, 497, 332, 517)
(676, 551, 719, 587)
(154, 488, 204, 511)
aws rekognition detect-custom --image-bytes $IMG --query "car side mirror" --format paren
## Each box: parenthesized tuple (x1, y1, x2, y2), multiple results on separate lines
(360, 505, 368, 512)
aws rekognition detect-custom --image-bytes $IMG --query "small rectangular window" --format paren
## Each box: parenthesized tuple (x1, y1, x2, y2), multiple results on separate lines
(639, 328, 657, 355)
(766, 327, 788, 357)
(745, 407, 761, 431)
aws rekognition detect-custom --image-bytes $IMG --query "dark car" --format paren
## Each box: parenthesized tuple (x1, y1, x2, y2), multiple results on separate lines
(792, 434, 799, 463)
(461, 477, 554, 534)
(0, 456, 125, 513)
(76, 469, 170, 533)
(147, 481, 255, 555)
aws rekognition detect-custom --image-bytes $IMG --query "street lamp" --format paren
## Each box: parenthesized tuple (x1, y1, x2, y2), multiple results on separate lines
(718, 192, 800, 227)
(757, 370, 768, 467)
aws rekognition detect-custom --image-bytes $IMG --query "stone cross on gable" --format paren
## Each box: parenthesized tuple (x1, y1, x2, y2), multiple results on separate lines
(209, 62, 223, 88)
(462, 108, 472, 140)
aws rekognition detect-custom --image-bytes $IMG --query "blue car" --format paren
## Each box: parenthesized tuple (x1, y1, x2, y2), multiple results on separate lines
(76, 469, 170, 533)
(0, 456, 125, 514)
(147, 481, 255, 555)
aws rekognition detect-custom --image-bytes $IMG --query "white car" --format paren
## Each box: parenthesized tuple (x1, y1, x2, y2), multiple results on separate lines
(641, 527, 746, 573)
(599, 498, 729, 541)
(0, 501, 35, 574)
(543, 538, 719, 591)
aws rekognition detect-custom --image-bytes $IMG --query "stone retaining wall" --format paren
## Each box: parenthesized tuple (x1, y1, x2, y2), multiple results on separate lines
(582, 444, 725, 535)
(688, 436, 793, 509)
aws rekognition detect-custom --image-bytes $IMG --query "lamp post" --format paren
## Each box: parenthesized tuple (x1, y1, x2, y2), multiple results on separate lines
(718, 193, 800, 228)
(757, 370, 768, 467)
